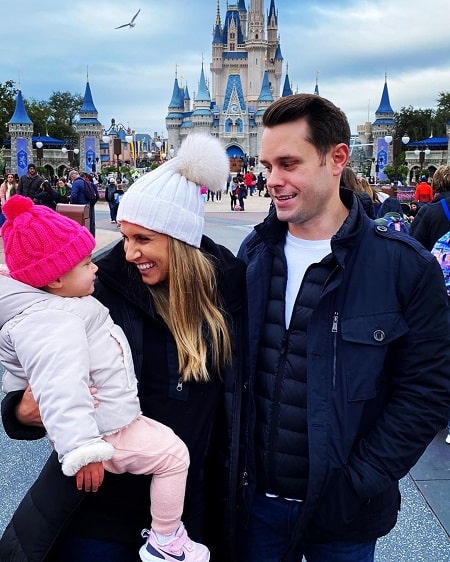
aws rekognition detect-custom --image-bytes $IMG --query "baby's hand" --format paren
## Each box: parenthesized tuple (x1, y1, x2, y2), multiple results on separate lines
(75, 462, 104, 492)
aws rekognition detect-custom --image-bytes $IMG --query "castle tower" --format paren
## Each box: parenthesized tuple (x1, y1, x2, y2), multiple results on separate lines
(167, 0, 286, 164)
(75, 77, 103, 173)
(191, 64, 214, 135)
(372, 77, 395, 179)
(8, 89, 33, 176)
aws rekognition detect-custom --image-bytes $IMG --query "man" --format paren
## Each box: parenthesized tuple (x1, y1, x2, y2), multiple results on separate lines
(237, 94, 450, 562)
(17, 163, 43, 199)
(69, 170, 98, 236)
(414, 175, 433, 204)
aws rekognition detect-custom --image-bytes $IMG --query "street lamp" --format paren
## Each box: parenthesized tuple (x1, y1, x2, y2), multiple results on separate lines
(125, 131, 136, 167)
(35, 140, 44, 167)
(384, 133, 410, 184)
(414, 145, 431, 171)
(61, 145, 80, 166)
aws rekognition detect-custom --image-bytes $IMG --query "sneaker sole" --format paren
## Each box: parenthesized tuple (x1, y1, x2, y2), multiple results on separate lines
(138, 544, 210, 562)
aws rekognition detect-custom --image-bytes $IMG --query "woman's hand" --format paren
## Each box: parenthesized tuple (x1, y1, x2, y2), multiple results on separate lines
(15, 385, 43, 427)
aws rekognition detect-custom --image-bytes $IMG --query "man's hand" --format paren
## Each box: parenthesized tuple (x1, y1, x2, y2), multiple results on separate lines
(15, 385, 43, 427)
(75, 462, 105, 492)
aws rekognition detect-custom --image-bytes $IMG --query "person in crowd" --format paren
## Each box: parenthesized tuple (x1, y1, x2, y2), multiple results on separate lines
(256, 171, 266, 196)
(56, 177, 70, 202)
(406, 200, 420, 222)
(69, 171, 98, 237)
(0, 195, 209, 562)
(17, 163, 43, 200)
(0, 172, 17, 227)
(359, 176, 382, 217)
(340, 166, 375, 218)
(33, 180, 64, 210)
(105, 177, 119, 223)
(377, 194, 406, 219)
(414, 175, 433, 204)
(237, 93, 450, 562)
(230, 176, 239, 210)
(410, 165, 450, 446)
(410, 165, 450, 251)
(0, 133, 246, 562)
(244, 169, 257, 196)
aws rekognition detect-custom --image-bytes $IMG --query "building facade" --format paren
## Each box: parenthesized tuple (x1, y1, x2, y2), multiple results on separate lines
(166, 0, 289, 164)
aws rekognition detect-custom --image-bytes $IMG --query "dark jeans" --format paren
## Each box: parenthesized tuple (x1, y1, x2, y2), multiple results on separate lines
(108, 200, 118, 222)
(245, 491, 376, 562)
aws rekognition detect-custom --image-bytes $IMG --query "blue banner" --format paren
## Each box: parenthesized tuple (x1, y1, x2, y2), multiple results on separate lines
(16, 138, 28, 177)
(84, 137, 96, 174)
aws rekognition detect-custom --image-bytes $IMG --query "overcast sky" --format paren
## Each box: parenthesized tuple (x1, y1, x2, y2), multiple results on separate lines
(3, 0, 449, 138)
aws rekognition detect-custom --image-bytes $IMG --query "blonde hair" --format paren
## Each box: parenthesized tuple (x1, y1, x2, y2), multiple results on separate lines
(359, 177, 380, 204)
(431, 165, 450, 193)
(148, 237, 232, 382)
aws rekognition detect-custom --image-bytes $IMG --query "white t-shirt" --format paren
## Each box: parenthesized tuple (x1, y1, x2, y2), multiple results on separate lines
(284, 232, 331, 328)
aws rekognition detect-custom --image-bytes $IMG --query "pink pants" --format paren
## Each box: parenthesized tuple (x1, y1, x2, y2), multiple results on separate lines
(104, 415, 189, 535)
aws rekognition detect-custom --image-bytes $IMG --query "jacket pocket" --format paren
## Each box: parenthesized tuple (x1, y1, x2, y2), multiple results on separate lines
(340, 312, 408, 401)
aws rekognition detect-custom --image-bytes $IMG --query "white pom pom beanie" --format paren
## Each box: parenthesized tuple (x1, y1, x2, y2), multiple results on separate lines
(117, 134, 229, 248)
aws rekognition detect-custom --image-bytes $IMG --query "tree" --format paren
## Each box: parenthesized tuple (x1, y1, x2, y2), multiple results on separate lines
(433, 92, 450, 137)
(49, 91, 83, 128)
(25, 99, 52, 137)
(0, 80, 18, 144)
(395, 106, 435, 141)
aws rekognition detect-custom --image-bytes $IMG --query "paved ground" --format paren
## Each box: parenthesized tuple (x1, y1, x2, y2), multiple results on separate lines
(0, 195, 449, 560)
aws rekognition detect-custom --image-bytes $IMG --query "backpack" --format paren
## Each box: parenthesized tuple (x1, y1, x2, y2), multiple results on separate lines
(430, 199, 450, 296)
(84, 180, 98, 203)
(375, 212, 410, 233)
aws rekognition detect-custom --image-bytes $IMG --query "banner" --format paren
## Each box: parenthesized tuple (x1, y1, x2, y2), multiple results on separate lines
(84, 137, 96, 174)
(16, 138, 28, 177)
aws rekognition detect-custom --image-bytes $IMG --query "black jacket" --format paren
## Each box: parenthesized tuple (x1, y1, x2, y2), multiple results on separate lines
(0, 236, 246, 562)
(409, 191, 450, 250)
(237, 190, 450, 561)
(17, 174, 43, 199)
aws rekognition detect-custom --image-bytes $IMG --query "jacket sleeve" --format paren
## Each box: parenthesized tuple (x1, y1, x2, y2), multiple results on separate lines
(348, 255, 450, 502)
(409, 208, 432, 250)
(1, 388, 47, 440)
(8, 309, 114, 476)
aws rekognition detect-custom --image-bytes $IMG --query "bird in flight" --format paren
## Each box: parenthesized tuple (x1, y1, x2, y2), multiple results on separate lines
(115, 9, 141, 29)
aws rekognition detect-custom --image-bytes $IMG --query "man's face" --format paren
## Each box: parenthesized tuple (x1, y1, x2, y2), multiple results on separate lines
(28, 166, 36, 176)
(259, 118, 348, 239)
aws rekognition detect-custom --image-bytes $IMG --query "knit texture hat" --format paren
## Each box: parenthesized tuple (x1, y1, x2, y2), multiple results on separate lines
(117, 134, 229, 248)
(2, 195, 95, 288)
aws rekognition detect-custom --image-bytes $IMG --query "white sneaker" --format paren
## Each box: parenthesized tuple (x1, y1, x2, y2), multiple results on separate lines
(139, 524, 210, 562)
(445, 433, 450, 444)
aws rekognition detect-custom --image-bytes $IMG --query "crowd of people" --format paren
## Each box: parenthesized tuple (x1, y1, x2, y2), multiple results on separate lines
(0, 94, 449, 562)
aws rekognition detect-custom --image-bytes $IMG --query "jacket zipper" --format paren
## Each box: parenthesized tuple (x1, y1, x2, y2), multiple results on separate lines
(331, 311, 339, 389)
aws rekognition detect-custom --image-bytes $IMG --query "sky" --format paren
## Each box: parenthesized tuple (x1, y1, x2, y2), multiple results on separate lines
(3, 0, 450, 138)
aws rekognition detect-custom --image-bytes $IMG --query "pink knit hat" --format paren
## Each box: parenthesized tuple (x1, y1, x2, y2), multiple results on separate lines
(1, 195, 95, 288)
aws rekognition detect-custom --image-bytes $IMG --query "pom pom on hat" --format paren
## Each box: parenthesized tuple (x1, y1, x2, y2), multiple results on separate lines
(117, 134, 230, 248)
(1, 195, 95, 288)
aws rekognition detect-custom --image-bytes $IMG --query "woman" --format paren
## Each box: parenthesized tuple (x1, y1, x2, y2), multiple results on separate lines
(340, 167, 375, 218)
(56, 177, 70, 202)
(0, 134, 246, 562)
(0, 172, 17, 226)
(33, 180, 63, 210)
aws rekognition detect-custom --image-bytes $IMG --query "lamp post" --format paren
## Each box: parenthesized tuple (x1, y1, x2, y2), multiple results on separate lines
(61, 145, 80, 167)
(384, 133, 410, 185)
(35, 140, 44, 167)
(414, 145, 431, 175)
(125, 131, 136, 167)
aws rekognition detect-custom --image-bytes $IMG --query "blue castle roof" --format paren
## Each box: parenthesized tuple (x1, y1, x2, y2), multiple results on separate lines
(9, 90, 32, 124)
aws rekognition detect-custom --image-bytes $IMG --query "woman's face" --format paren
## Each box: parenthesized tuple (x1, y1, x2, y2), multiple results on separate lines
(6, 174, 14, 182)
(120, 221, 170, 285)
